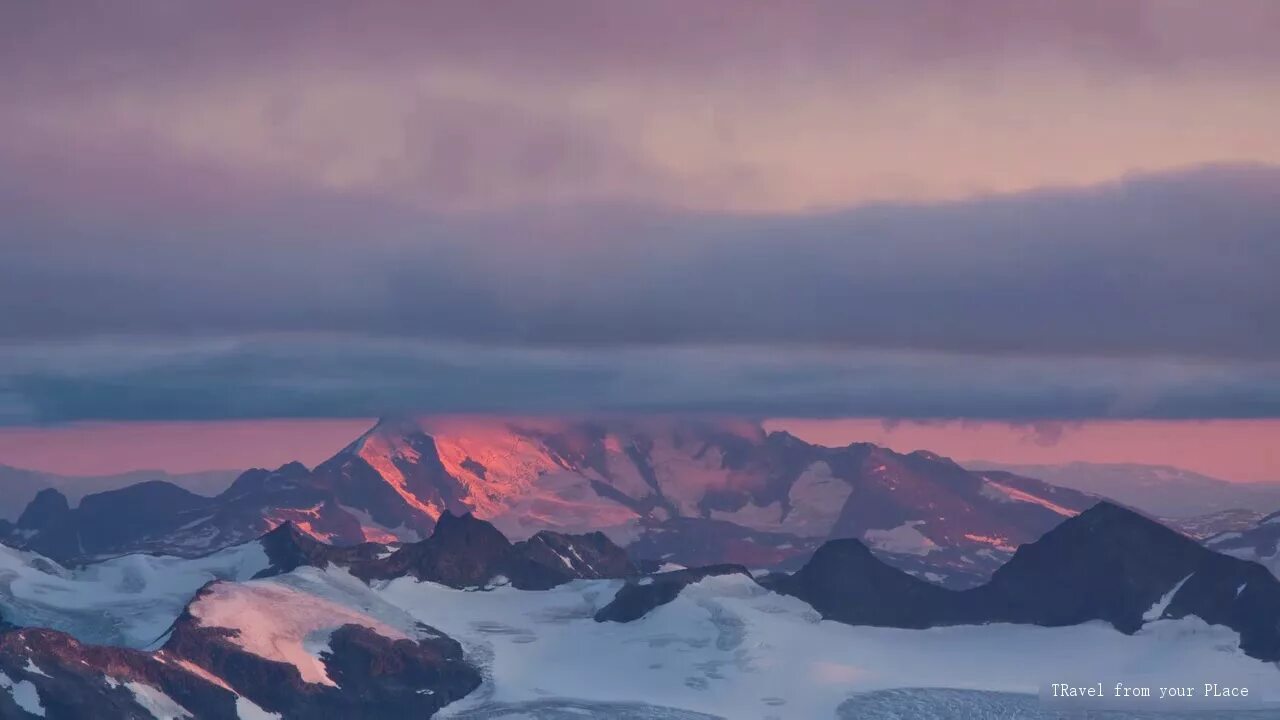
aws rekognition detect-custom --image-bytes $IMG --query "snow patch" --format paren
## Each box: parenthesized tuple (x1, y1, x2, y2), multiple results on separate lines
(301, 629, 336, 684)
(0, 672, 45, 717)
(188, 569, 415, 687)
(156, 654, 234, 692)
(235, 697, 282, 720)
(1143, 573, 1193, 622)
(864, 521, 939, 556)
(0, 539, 271, 648)
(962, 533, 1017, 552)
(980, 478, 1076, 516)
(782, 461, 853, 537)
(709, 500, 784, 532)
(337, 504, 420, 544)
(126, 681, 192, 719)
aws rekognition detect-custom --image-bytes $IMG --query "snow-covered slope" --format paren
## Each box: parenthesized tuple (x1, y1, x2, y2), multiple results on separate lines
(46, 554, 1271, 720)
(4, 508, 1280, 718)
(0, 538, 270, 647)
(374, 573, 1280, 718)
(0, 565, 481, 719)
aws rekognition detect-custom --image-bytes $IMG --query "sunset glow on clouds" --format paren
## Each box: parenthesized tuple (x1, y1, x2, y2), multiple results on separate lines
(0, 1, 1278, 475)
(5, 2, 1280, 212)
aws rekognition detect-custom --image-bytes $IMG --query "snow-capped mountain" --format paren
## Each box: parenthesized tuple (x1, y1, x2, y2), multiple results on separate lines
(967, 461, 1280, 518)
(0, 590, 482, 720)
(1207, 511, 1280, 580)
(0, 515, 638, 718)
(3, 417, 1100, 588)
(771, 501, 1280, 661)
(4, 509, 1280, 718)
(0, 534, 273, 649)
(0, 513, 637, 652)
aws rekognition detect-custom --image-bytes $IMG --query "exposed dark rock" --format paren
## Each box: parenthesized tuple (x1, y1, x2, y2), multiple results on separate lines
(0, 616, 482, 719)
(769, 539, 953, 628)
(163, 594, 481, 720)
(773, 502, 1280, 661)
(594, 565, 750, 623)
(319, 624, 480, 717)
(356, 512, 637, 590)
(14, 488, 71, 531)
(254, 520, 388, 579)
(0, 627, 243, 719)
(513, 530, 639, 584)
(628, 517, 822, 574)
(11, 482, 218, 563)
(965, 502, 1280, 661)
(358, 511, 518, 587)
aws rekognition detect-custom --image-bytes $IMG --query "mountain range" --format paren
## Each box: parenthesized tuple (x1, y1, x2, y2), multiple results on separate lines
(4, 416, 1279, 716)
(1207, 511, 1280, 579)
(772, 502, 1280, 660)
(967, 461, 1280, 518)
(2, 417, 1099, 589)
(3, 503, 1279, 718)
(0, 465, 239, 521)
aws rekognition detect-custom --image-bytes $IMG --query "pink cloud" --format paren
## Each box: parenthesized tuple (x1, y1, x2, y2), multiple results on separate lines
(5, 2, 1280, 213)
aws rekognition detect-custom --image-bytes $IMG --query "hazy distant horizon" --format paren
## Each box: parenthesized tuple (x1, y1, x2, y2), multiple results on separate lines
(0, 416, 1275, 484)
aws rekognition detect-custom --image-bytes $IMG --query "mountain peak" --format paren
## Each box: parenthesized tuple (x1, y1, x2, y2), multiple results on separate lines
(368, 415, 428, 439)
(773, 538, 953, 627)
(429, 510, 511, 549)
(1032, 500, 1177, 546)
(16, 488, 71, 530)
(261, 519, 310, 542)
(274, 460, 310, 475)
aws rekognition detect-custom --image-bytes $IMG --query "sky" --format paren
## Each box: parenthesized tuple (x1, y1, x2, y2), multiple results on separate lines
(0, 2, 1278, 478)
(1, 417, 1276, 483)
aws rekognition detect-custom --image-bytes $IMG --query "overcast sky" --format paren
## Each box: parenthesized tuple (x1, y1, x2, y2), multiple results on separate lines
(2, 1, 1279, 430)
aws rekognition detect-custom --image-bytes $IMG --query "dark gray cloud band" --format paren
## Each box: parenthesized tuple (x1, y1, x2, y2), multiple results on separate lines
(3, 164, 1278, 360)
(2, 336, 1279, 425)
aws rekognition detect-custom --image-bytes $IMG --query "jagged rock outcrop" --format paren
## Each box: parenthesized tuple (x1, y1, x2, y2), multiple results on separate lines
(253, 520, 389, 579)
(772, 502, 1280, 660)
(355, 512, 638, 590)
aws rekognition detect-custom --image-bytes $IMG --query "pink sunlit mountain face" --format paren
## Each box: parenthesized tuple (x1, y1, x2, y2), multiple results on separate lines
(2, 417, 1097, 588)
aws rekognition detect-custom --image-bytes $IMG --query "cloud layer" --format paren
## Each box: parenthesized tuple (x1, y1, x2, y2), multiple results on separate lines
(3, 335, 1279, 425)
(3, 165, 1278, 360)
(4, 1, 1280, 212)
(2, 3, 1279, 422)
